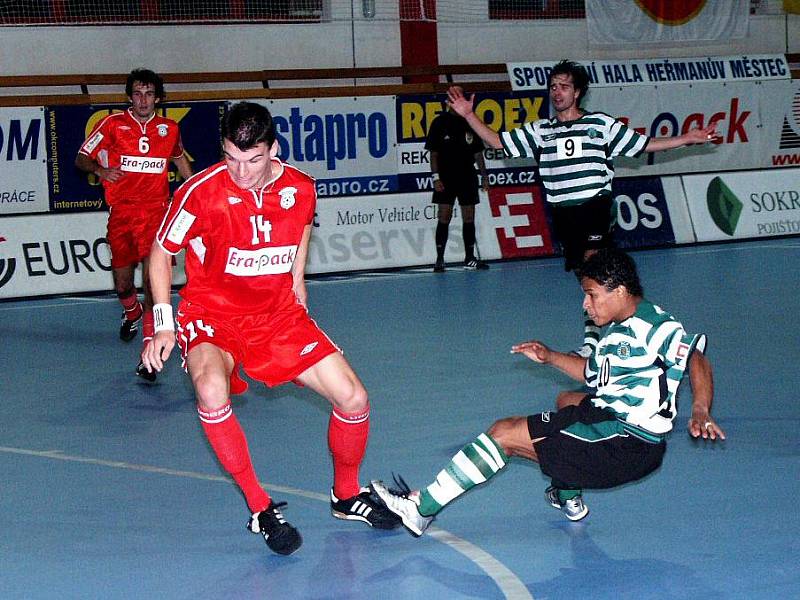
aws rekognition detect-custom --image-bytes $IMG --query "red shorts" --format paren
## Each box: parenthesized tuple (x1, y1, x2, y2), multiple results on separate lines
(175, 299, 340, 394)
(106, 203, 167, 269)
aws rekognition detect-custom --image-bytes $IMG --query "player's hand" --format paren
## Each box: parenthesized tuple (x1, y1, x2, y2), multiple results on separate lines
(511, 340, 551, 364)
(688, 413, 726, 441)
(97, 166, 125, 183)
(481, 180, 490, 193)
(446, 86, 475, 118)
(686, 121, 721, 145)
(433, 180, 445, 193)
(142, 330, 176, 373)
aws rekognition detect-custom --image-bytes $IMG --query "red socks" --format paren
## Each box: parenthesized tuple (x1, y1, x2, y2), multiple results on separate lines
(199, 402, 270, 513)
(142, 311, 154, 345)
(119, 291, 143, 321)
(328, 404, 370, 500)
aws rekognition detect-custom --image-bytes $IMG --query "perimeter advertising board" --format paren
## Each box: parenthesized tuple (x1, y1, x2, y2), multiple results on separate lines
(255, 97, 398, 199)
(395, 91, 548, 194)
(0, 212, 112, 298)
(0, 107, 49, 215)
(683, 168, 800, 241)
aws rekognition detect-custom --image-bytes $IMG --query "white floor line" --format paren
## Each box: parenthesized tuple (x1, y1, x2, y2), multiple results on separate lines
(0, 445, 533, 600)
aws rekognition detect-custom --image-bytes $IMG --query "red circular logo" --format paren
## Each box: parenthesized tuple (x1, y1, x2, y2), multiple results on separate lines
(634, 0, 707, 25)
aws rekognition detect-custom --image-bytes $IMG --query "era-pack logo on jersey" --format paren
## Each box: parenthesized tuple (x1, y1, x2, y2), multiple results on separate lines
(706, 176, 742, 236)
(279, 187, 297, 209)
(0, 236, 17, 289)
(487, 186, 554, 258)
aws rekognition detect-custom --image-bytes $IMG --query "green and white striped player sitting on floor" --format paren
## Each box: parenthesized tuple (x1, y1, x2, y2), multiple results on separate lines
(371, 248, 726, 537)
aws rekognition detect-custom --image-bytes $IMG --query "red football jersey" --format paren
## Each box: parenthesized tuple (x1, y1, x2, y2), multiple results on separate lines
(78, 108, 185, 207)
(156, 159, 316, 315)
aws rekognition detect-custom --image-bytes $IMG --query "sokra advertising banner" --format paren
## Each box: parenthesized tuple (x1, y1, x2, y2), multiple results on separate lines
(46, 102, 222, 213)
(0, 107, 49, 215)
(255, 97, 397, 199)
(683, 168, 800, 242)
(508, 55, 790, 89)
(395, 91, 547, 194)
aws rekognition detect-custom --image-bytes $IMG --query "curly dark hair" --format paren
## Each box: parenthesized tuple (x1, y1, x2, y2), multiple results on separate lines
(579, 248, 643, 297)
(222, 102, 276, 150)
(549, 60, 589, 107)
(126, 68, 165, 100)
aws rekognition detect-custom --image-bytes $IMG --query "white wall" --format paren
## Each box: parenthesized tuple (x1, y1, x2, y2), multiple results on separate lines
(0, 9, 794, 77)
(438, 15, 797, 64)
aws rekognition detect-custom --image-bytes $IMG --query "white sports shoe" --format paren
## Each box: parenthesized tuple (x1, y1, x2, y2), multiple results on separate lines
(545, 486, 589, 521)
(370, 480, 433, 537)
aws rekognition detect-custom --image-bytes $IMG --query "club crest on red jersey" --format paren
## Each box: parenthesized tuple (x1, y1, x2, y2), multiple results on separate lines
(157, 124, 169, 137)
(279, 187, 297, 209)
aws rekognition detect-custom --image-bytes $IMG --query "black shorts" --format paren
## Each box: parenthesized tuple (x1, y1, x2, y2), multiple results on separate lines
(550, 193, 616, 271)
(432, 173, 480, 206)
(527, 397, 666, 490)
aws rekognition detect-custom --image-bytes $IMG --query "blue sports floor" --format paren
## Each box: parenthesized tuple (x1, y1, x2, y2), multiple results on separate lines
(1, 239, 798, 599)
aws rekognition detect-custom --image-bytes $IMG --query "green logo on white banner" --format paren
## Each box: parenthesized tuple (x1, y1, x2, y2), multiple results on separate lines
(706, 177, 743, 236)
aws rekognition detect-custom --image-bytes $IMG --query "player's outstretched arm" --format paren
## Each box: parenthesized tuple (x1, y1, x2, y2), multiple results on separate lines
(142, 243, 176, 373)
(446, 86, 503, 150)
(511, 340, 586, 381)
(686, 351, 726, 441)
(646, 121, 721, 152)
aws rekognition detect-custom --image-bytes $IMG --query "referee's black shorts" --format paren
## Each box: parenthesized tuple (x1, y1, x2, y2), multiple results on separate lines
(432, 173, 480, 206)
(527, 397, 666, 490)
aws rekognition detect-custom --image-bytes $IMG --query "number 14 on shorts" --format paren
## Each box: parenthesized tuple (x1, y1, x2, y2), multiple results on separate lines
(185, 320, 215, 342)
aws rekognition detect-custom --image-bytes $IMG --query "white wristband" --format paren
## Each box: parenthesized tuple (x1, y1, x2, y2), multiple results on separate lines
(153, 303, 175, 332)
(431, 172, 440, 181)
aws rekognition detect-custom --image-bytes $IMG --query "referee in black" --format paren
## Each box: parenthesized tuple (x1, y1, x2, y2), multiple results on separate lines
(426, 86, 490, 272)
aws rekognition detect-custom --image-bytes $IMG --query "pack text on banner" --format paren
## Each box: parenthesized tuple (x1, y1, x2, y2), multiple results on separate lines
(586, 1, 749, 46)
(0, 106, 49, 215)
(253, 97, 398, 199)
(683, 168, 800, 241)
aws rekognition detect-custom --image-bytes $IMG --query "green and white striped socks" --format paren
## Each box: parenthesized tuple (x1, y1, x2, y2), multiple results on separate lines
(418, 433, 508, 516)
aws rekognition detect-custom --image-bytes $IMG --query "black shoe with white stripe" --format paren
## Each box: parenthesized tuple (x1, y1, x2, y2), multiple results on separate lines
(330, 487, 402, 530)
(248, 500, 302, 556)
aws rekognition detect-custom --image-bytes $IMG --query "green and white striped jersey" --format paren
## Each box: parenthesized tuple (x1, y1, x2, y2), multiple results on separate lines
(500, 112, 649, 206)
(585, 300, 706, 435)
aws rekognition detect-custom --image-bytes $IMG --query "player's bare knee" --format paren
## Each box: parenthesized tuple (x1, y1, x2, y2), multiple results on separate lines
(333, 380, 368, 414)
(192, 374, 229, 412)
(487, 417, 521, 454)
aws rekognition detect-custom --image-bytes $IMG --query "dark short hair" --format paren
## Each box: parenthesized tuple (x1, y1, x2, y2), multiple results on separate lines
(126, 68, 165, 100)
(579, 248, 643, 297)
(222, 102, 276, 150)
(549, 60, 589, 106)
